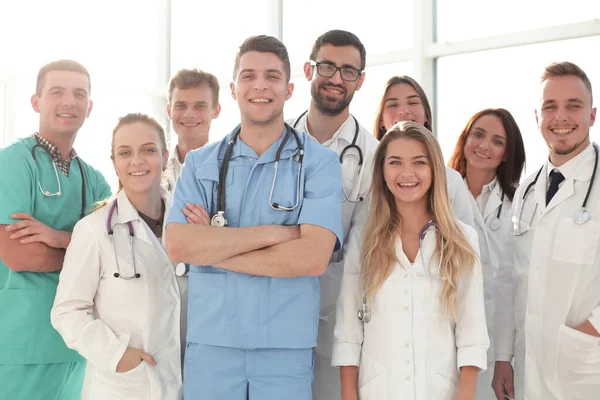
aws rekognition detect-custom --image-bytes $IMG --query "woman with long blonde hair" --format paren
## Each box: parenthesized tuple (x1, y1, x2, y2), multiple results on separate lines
(332, 121, 489, 400)
(372, 75, 475, 227)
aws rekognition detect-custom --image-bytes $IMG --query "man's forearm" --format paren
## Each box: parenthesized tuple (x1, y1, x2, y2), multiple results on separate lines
(6, 243, 65, 272)
(215, 228, 336, 278)
(166, 223, 299, 266)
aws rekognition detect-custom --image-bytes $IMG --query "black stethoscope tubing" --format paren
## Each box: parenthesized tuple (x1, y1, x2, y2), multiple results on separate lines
(214, 123, 304, 226)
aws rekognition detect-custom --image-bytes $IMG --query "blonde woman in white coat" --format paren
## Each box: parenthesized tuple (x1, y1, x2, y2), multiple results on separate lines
(448, 109, 526, 400)
(333, 121, 489, 400)
(51, 113, 189, 400)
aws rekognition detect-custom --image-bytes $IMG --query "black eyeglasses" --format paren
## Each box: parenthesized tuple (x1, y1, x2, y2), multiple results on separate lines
(309, 61, 363, 82)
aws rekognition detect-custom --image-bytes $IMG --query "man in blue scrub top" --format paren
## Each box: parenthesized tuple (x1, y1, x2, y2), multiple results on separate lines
(0, 60, 111, 400)
(166, 35, 344, 400)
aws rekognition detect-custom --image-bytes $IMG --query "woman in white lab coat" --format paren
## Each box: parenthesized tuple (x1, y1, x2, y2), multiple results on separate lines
(51, 113, 189, 400)
(372, 75, 475, 227)
(448, 108, 526, 400)
(332, 121, 489, 400)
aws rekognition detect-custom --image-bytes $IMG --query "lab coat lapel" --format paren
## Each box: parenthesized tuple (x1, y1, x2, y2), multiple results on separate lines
(482, 184, 503, 221)
(534, 164, 549, 217)
(115, 190, 170, 264)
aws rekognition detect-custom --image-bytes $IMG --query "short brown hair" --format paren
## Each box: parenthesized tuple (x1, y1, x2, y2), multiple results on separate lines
(310, 30, 366, 70)
(168, 68, 220, 105)
(541, 61, 593, 103)
(233, 35, 291, 83)
(36, 59, 91, 96)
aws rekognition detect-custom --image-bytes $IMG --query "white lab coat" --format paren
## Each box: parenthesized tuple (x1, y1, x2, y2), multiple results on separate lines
(163, 146, 183, 193)
(463, 178, 514, 399)
(447, 167, 475, 227)
(51, 189, 186, 400)
(288, 114, 379, 400)
(505, 144, 600, 399)
(332, 222, 489, 400)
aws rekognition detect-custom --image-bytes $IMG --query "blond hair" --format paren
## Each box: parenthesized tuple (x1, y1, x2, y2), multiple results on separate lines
(362, 121, 477, 318)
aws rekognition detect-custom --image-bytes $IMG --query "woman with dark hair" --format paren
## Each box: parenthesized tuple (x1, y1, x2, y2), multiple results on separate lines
(373, 76, 474, 227)
(448, 108, 525, 400)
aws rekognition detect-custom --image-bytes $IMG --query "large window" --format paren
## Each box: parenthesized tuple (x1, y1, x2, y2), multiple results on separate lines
(1, 1, 599, 188)
(170, 0, 274, 142)
(282, 0, 413, 70)
(437, 0, 600, 42)
(437, 36, 600, 173)
(0, 0, 169, 189)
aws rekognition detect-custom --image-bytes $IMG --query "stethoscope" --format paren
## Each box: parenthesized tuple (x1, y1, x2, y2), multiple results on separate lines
(293, 110, 364, 203)
(489, 191, 505, 232)
(210, 123, 304, 227)
(357, 221, 445, 323)
(107, 201, 140, 280)
(512, 143, 598, 236)
(32, 143, 87, 219)
(106, 200, 190, 279)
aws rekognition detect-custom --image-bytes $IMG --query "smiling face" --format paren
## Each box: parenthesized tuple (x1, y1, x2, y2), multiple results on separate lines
(463, 114, 507, 173)
(231, 51, 293, 127)
(536, 74, 596, 165)
(381, 83, 427, 131)
(112, 121, 168, 197)
(167, 85, 220, 145)
(31, 70, 93, 140)
(383, 137, 432, 209)
(305, 44, 364, 116)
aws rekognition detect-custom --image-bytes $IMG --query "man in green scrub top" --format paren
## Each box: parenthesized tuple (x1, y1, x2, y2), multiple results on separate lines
(0, 60, 111, 400)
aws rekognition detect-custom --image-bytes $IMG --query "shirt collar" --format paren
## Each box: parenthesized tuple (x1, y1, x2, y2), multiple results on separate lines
(112, 187, 173, 227)
(225, 124, 301, 163)
(547, 143, 594, 182)
(481, 176, 498, 195)
(34, 132, 77, 162)
(297, 113, 356, 147)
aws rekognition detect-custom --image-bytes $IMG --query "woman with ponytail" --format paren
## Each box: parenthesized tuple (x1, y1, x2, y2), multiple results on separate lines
(51, 113, 194, 399)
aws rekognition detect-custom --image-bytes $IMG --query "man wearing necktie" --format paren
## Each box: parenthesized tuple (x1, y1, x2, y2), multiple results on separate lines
(492, 61, 600, 400)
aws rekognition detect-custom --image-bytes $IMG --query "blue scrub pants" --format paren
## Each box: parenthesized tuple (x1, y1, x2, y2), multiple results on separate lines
(0, 361, 84, 400)
(184, 343, 313, 400)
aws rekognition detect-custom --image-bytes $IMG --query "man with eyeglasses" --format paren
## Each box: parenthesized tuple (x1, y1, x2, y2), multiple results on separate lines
(287, 29, 379, 400)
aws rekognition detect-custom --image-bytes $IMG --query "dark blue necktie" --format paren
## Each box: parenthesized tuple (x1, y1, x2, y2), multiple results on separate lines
(546, 169, 565, 205)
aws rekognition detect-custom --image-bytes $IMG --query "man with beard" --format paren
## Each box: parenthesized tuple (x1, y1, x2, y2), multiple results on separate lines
(288, 30, 379, 400)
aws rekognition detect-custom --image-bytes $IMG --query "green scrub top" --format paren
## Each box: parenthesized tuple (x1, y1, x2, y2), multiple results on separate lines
(0, 136, 112, 365)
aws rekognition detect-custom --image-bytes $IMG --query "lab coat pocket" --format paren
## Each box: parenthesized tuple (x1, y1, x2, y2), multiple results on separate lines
(552, 218, 600, 265)
(554, 324, 600, 384)
(358, 355, 385, 400)
(89, 362, 150, 400)
(0, 288, 36, 350)
(432, 370, 459, 400)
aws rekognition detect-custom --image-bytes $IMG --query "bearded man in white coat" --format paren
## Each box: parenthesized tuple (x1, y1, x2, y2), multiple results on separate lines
(492, 61, 600, 400)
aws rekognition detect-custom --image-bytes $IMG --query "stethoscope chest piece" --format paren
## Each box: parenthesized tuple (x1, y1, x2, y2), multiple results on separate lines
(210, 211, 227, 227)
(175, 263, 189, 277)
(489, 218, 501, 231)
(573, 208, 591, 225)
(357, 303, 371, 323)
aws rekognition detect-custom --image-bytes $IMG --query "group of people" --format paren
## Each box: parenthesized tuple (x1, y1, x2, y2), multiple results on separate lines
(0, 28, 598, 400)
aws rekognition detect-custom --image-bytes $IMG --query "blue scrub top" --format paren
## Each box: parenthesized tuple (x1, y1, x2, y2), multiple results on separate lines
(167, 125, 343, 349)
